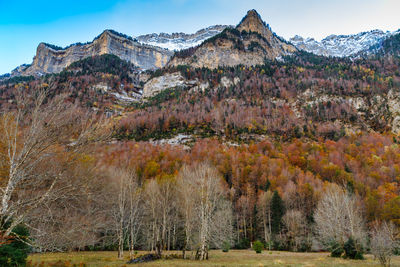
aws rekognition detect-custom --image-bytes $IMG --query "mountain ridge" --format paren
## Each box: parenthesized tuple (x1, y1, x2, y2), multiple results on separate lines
(15, 30, 173, 77)
(4, 10, 400, 77)
(167, 9, 297, 69)
(136, 25, 230, 51)
(290, 29, 400, 57)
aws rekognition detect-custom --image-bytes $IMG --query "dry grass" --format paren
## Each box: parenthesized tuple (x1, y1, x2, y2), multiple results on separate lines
(28, 250, 400, 267)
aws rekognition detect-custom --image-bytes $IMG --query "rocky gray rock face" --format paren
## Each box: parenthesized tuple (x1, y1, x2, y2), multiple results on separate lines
(21, 30, 174, 76)
(143, 72, 197, 98)
(136, 25, 230, 51)
(290, 30, 397, 57)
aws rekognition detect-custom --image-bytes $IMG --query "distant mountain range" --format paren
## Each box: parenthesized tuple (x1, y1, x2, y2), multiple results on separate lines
(4, 10, 400, 77)
(290, 29, 400, 57)
(136, 25, 229, 51)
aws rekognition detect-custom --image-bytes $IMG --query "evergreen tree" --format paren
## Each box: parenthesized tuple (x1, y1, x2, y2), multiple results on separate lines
(271, 190, 285, 235)
(0, 223, 30, 267)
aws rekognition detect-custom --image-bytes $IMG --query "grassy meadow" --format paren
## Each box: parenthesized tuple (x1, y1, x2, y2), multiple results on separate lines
(27, 250, 400, 267)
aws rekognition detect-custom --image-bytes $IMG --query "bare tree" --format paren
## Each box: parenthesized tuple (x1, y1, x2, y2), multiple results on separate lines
(157, 176, 177, 252)
(23, 158, 114, 252)
(178, 163, 231, 260)
(143, 179, 162, 256)
(370, 221, 398, 267)
(177, 166, 198, 259)
(257, 191, 273, 249)
(0, 90, 109, 240)
(282, 209, 307, 251)
(109, 167, 143, 259)
(111, 168, 129, 259)
(127, 171, 142, 260)
(209, 199, 233, 249)
(314, 184, 366, 253)
(142, 175, 178, 257)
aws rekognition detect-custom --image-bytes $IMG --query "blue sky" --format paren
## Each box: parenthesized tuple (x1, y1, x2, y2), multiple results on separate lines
(1, 0, 399, 74)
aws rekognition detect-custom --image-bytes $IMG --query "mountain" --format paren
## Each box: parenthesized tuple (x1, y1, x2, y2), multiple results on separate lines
(19, 30, 173, 76)
(167, 9, 297, 69)
(290, 30, 399, 57)
(369, 31, 400, 56)
(6, 10, 399, 78)
(136, 25, 229, 51)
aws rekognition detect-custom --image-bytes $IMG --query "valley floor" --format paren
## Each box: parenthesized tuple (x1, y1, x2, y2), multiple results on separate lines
(28, 250, 400, 267)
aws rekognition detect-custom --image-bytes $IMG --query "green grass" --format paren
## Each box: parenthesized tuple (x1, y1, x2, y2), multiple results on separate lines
(28, 250, 400, 267)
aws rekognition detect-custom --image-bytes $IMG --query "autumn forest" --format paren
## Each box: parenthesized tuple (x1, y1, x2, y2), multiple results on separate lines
(1, 17, 400, 267)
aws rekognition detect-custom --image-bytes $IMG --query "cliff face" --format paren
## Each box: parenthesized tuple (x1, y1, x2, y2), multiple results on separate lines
(23, 30, 173, 76)
(168, 10, 297, 69)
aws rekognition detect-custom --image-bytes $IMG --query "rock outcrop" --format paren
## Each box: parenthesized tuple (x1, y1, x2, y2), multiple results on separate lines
(168, 10, 297, 69)
(21, 30, 174, 76)
(143, 72, 197, 98)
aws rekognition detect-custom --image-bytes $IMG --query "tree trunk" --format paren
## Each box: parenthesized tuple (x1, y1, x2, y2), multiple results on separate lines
(268, 210, 272, 250)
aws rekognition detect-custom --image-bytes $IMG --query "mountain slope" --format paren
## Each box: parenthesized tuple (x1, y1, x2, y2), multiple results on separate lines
(290, 30, 399, 57)
(136, 25, 229, 51)
(369, 31, 400, 56)
(20, 30, 174, 76)
(168, 10, 297, 69)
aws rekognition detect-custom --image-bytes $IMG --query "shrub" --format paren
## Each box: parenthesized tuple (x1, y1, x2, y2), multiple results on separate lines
(329, 241, 344, 258)
(343, 237, 364, 260)
(272, 238, 286, 251)
(222, 241, 231, 252)
(235, 238, 250, 249)
(0, 224, 30, 267)
(253, 240, 264, 254)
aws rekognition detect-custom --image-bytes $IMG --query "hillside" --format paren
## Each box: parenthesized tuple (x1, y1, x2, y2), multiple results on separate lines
(117, 50, 400, 142)
(0, 54, 145, 109)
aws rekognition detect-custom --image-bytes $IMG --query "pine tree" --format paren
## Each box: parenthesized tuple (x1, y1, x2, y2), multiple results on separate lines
(271, 190, 285, 236)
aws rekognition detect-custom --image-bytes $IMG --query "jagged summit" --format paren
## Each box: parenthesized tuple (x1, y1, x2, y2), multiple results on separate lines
(168, 9, 297, 69)
(290, 29, 397, 57)
(237, 9, 269, 36)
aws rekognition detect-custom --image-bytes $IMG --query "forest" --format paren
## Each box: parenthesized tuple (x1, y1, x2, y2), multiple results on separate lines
(1, 43, 400, 266)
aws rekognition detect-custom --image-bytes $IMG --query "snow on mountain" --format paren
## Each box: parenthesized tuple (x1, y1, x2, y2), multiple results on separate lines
(290, 30, 397, 57)
(138, 24, 399, 57)
(136, 25, 230, 51)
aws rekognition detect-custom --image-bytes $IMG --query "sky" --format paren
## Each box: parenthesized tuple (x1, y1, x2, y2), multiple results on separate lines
(0, 0, 399, 74)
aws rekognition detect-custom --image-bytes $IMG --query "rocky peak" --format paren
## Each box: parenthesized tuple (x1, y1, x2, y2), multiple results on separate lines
(237, 9, 270, 37)
(290, 35, 304, 42)
(290, 29, 394, 57)
(168, 10, 296, 69)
